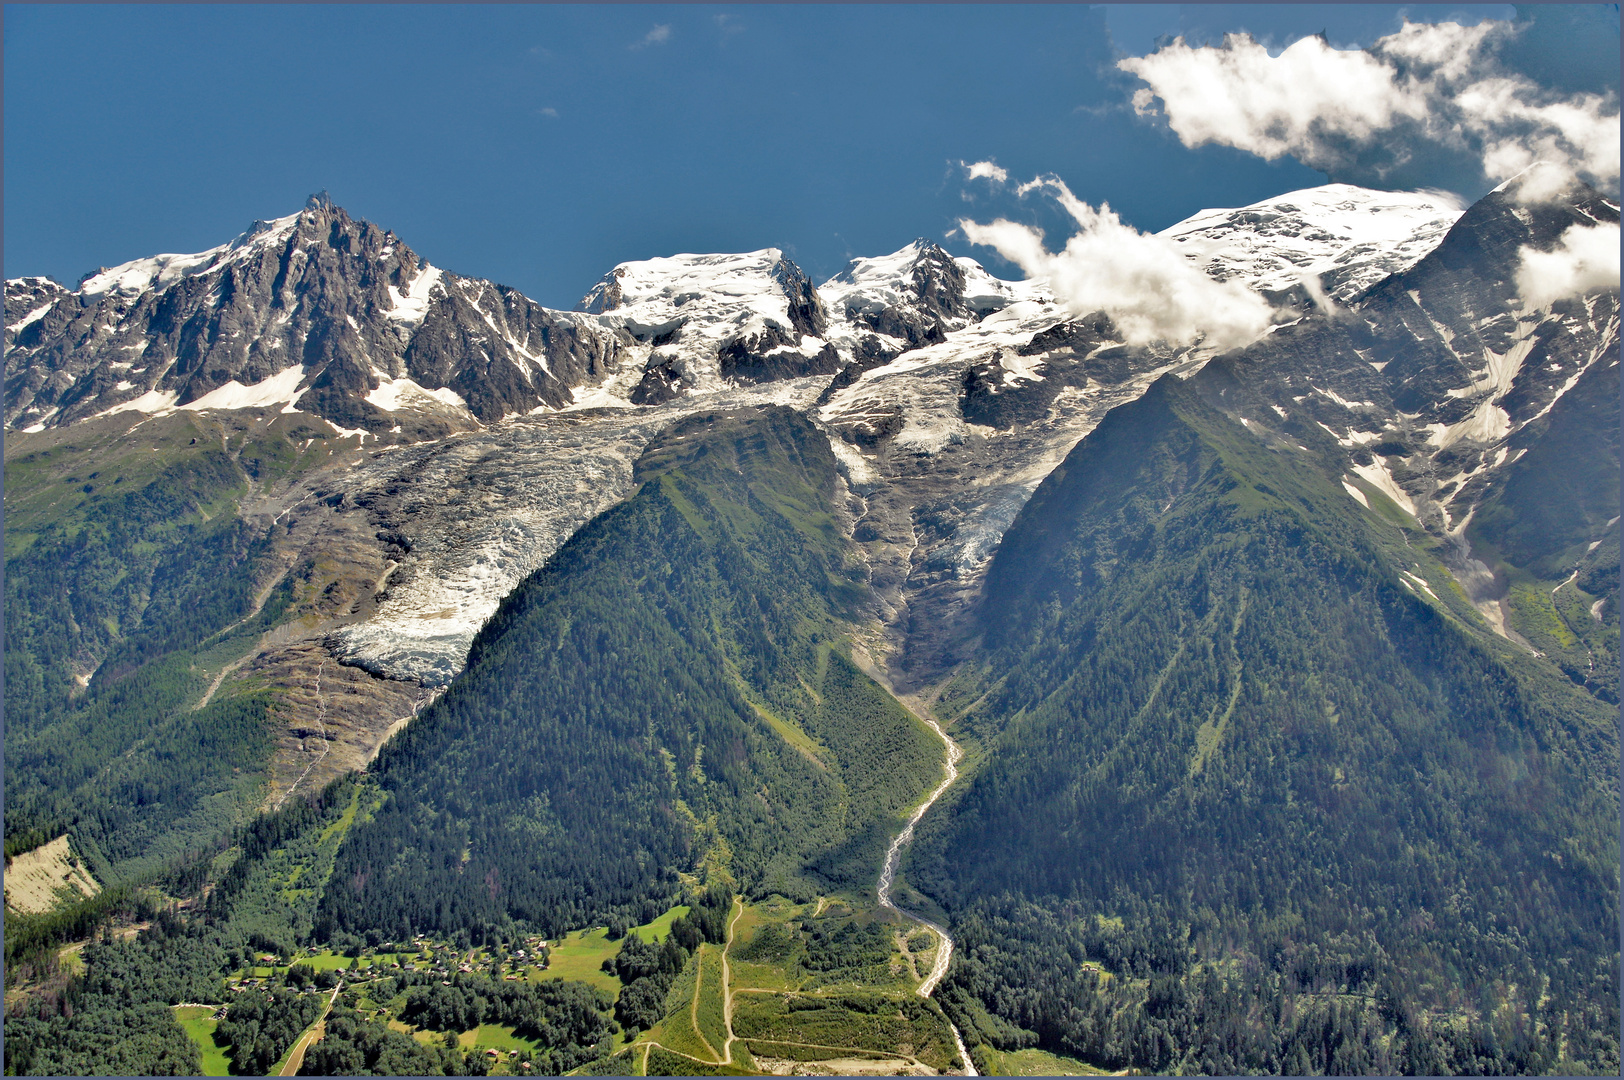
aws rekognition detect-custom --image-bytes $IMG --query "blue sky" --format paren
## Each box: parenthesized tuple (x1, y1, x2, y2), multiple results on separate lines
(4, 4, 1615, 307)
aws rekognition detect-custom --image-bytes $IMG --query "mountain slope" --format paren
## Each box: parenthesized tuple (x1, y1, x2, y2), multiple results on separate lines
(910, 374, 1618, 1074)
(317, 406, 943, 939)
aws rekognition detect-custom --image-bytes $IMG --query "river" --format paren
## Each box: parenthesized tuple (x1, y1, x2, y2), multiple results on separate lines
(876, 709, 978, 1077)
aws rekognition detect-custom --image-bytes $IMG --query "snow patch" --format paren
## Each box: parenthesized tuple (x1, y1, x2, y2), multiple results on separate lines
(10, 301, 56, 331)
(77, 212, 299, 298)
(1429, 397, 1512, 448)
(180, 365, 307, 411)
(365, 374, 468, 412)
(95, 388, 181, 417)
(1402, 570, 1440, 602)
(1349, 459, 1416, 517)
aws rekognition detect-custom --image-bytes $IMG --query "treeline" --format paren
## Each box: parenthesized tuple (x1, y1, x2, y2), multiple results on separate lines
(5, 443, 257, 745)
(6, 779, 359, 1075)
(297, 1010, 479, 1076)
(2, 910, 224, 1076)
(938, 893, 1618, 1075)
(390, 971, 611, 1069)
(207, 773, 360, 922)
(5, 425, 307, 881)
(3, 885, 160, 978)
(216, 986, 327, 1075)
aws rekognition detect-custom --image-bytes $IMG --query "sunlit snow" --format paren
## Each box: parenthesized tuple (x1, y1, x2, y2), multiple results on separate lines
(77, 212, 300, 298)
(1159, 184, 1464, 301)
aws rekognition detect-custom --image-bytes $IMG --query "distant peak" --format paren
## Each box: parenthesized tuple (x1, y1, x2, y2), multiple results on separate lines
(306, 190, 335, 211)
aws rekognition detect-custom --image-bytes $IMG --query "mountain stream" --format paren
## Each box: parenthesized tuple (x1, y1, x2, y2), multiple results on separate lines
(876, 710, 978, 1076)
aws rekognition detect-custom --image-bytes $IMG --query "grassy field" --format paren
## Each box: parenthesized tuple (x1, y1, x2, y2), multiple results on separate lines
(629, 904, 689, 944)
(979, 1046, 1117, 1075)
(534, 926, 622, 996)
(174, 1005, 232, 1077)
(538, 904, 692, 996)
(457, 1022, 545, 1053)
(297, 949, 361, 972)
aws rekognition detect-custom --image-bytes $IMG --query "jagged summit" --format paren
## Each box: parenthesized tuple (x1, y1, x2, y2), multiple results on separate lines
(4, 196, 633, 436)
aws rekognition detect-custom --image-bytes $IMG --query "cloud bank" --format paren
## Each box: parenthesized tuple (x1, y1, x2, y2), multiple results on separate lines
(958, 169, 1278, 351)
(1118, 19, 1620, 199)
(1516, 221, 1622, 310)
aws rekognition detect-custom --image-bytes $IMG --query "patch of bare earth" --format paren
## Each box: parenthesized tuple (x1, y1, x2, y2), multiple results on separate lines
(249, 641, 428, 810)
(755, 1057, 938, 1076)
(3, 836, 99, 915)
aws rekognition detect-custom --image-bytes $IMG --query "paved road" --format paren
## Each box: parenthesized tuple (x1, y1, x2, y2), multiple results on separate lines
(278, 984, 341, 1076)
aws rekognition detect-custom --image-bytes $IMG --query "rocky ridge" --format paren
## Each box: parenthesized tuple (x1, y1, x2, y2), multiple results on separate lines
(4, 193, 636, 438)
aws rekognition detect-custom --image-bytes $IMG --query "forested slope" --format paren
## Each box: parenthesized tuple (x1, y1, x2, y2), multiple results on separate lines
(318, 406, 942, 941)
(911, 374, 1619, 1074)
(3, 411, 329, 880)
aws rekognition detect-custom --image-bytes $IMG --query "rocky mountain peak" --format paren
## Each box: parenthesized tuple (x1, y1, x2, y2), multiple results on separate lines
(3, 198, 635, 437)
(576, 267, 627, 314)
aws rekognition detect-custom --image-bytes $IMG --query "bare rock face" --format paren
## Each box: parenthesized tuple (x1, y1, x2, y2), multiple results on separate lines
(4, 194, 638, 437)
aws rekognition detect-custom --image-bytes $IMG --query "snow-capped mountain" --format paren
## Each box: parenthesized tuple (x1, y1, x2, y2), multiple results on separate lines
(1204, 175, 1620, 648)
(572, 249, 842, 405)
(1158, 183, 1466, 302)
(4, 193, 635, 438)
(7, 178, 1615, 700)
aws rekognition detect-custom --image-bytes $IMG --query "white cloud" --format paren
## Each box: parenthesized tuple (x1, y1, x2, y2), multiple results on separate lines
(1120, 33, 1419, 162)
(1118, 20, 1621, 199)
(958, 174, 1280, 352)
(537, 106, 559, 119)
(1515, 221, 1622, 309)
(964, 160, 1009, 184)
(631, 24, 671, 49)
